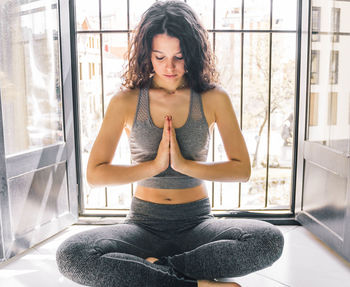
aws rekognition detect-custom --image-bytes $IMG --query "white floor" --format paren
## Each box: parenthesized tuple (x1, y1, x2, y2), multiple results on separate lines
(1, 225, 350, 287)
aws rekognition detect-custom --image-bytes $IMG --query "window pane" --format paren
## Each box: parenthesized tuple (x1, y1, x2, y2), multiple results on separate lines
(216, 0, 242, 30)
(76, 0, 100, 31)
(310, 50, 320, 85)
(309, 93, 319, 126)
(268, 33, 296, 208)
(241, 33, 270, 208)
(272, 0, 297, 30)
(329, 50, 339, 85)
(102, 33, 130, 209)
(213, 129, 240, 209)
(331, 8, 340, 42)
(77, 33, 104, 208)
(102, 33, 128, 107)
(0, 0, 64, 156)
(311, 6, 321, 42)
(215, 33, 241, 118)
(129, 0, 156, 30)
(328, 92, 338, 126)
(186, 0, 213, 29)
(213, 32, 241, 210)
(244, 0, 271, 30)
(101, 0, 127, 30)
(308, 0, 350, 154)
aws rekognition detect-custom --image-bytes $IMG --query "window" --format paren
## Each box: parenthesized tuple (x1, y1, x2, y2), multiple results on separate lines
(76, 0, 298, 214)
(331, 8, 340, 43)
(309, 93, 319, 126)
(312, 7, 321, 42)
(328, 92, 338, 125)
(329, 50, 339, 85)
(79, 62, 83, 80)
(311, 50, 320, 85)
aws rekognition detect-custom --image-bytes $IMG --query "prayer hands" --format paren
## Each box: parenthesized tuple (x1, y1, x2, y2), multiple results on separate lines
(154, 116, 171, 172)
(154, 115, 186, 173)
(168, 116, 186, 172)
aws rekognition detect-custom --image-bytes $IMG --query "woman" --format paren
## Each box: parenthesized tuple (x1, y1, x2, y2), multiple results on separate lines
(56, 1, 284, 286)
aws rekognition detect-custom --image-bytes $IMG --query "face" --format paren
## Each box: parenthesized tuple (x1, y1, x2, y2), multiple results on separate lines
(151, 33, 185, 84)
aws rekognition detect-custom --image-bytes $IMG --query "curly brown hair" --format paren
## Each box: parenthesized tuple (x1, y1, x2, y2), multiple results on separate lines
(122, 0, 219, 93)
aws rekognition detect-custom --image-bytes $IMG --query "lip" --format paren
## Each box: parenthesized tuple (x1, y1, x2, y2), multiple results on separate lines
(164, 74, 177, 78)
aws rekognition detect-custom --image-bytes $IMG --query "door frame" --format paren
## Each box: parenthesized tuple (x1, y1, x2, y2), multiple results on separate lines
(295, 0, 350, 262)
(0, 0, 78, 261)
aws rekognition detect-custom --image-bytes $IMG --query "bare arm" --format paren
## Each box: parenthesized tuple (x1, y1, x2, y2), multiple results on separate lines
(86, 91, 170, 187)
(170, 88, 251, 182)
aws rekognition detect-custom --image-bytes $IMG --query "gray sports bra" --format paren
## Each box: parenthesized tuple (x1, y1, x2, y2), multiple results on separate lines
(128, 87, 210, 189)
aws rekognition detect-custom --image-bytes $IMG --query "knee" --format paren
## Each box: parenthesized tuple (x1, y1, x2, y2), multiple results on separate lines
(257, 222, 284, 263)
(56, 236, 93, 280)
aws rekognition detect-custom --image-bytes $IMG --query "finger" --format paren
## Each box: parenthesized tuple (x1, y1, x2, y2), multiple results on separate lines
(163, 115, 169, 138)
(169, 117, 176, 142)
(168, 116, 174, 143)
(167, 116, 171, 136)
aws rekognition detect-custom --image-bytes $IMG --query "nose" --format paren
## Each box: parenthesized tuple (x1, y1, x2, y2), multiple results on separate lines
(165, 59, 175, 71)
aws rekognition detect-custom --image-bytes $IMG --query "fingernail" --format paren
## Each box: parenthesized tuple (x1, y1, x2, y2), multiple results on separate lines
(169, 115, 172, 120)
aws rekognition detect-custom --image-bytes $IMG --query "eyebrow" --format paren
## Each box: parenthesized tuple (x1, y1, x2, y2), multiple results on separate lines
(152, 49, 182, 55)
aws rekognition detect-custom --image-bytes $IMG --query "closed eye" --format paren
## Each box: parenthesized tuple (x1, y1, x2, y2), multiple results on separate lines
(155, 56, 165, 60)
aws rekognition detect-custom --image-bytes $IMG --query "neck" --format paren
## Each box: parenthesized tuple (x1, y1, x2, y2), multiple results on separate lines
(151, 76, 186, 94)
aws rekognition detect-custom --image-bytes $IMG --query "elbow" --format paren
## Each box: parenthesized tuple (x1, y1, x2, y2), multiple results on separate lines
(241, 163, 251, 182)
(228, 158, 251, 182)
(86, 168, 96, 187)
(237, 159, 251, 182)
(86, 164, 101, 187)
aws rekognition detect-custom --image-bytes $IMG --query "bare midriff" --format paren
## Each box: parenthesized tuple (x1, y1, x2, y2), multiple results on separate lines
(134, 183, 208, 204)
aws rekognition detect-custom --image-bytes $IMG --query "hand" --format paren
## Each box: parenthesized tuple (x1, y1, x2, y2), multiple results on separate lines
(153, 116, 170, 173)
(169, 117, 186, 172)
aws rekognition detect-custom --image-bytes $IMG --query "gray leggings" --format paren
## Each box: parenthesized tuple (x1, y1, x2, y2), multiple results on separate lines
(56, 197, 284, 287)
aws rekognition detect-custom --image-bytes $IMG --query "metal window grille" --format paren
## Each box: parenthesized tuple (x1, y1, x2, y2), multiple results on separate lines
(76, 0, 300, 216)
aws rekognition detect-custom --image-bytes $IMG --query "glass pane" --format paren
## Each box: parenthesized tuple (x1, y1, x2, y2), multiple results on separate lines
(215, 33, 241, 119)
(101, 0, 127, 30)
(272, 0, 297, 30)
(129, 0, 156, 30)
(268, 33, 296, 208)
(213, 127, 240, 209)
(187, 0, 213, 29)
(244, 0, 271, 30)
(107, 183, 132, 209)
(106, 129, 132, 209)
(77, 33, 103, 208)
(213, 32, 241, 210)
(102, 33, 128, 111)
(216, 0, 242, 30)
(0, 0, 64, 156)
(307, 0, 350, 154)
(241, 33, 270, 208)
(76, 0, 100, 31)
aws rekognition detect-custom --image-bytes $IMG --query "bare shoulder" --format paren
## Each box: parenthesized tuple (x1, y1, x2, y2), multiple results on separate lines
(109, 88, 138, 109)
(106, 88, 139, 118)
(202, 86, 232, 114)
(202, 86, 230, 103)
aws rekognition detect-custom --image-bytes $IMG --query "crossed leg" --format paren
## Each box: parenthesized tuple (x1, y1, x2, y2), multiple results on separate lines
(146, 218, 284, 286)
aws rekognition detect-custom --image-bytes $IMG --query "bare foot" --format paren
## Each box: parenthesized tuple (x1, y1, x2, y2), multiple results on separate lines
(198, 280, 241, 287)
(145, 259, 241, 287)
(145, 257, 159, 263)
